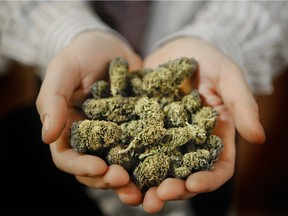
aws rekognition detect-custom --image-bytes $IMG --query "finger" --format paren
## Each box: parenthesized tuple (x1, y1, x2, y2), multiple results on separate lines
(102, 164, 130, 187)
(186, 116, 236, 193)
(76, 165, 130, 189)
(186, 159, 234, 193)
(142, 187, 165, 214)
(157, 178, 197, 200)
(49, 142, 108, 177)
(114, 181, 143, 206)
(37, 95, 67, 144)
(36, 59, 78, 144)
(218, 58, 265, 144)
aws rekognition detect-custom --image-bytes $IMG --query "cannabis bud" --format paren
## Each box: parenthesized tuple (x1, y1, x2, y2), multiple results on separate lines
(69, 57, 224, 192)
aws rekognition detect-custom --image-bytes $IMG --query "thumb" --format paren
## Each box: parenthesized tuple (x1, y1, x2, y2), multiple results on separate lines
(36, 60, 76, 144)
(37, 94, 68, 144)
(219, 58, 266, 144)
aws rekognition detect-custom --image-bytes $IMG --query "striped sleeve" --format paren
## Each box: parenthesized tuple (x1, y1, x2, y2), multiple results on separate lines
(153, 1, 288, 95)
(0, 1, 122, 70)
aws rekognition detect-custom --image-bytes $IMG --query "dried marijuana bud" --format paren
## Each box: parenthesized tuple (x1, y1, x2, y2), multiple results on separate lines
(169, 150, 187, 178)
(82, 96, 138, 124)
(119, 126, 167, 154)
(181, 90, 202, 113)
(183, 149, 212, 172)
(127, 68, 152, 96)
(133, 153, 170, 190)
(164, 101, 188, 127)
(153, 91, 182, 108)
(69, 56, 224, 192)
(70, 119, 122, 153)
(142, 57, 197, 96)
(142, 66, 176, 96)
(160, 57, 198, 81)
(90, 80, 110, 99)
(192, 106, 218, 133)
(139, 125, 206, 159)
(172, 166, 192, 179)
(205, 134, 224, 161)
(120, 120, 146, 144)
(106, 145, 139, 174)
(186, 123, 207, 145)
(134, 96, 165, 127)
(109, 57, 129, 96)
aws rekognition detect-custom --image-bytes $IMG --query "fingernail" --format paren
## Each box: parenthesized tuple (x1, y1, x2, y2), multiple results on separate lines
(43, 114, 50, 131)
(42, 114, 50, 142)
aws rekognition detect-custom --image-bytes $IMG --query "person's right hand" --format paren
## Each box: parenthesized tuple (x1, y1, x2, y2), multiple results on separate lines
(36, 31, 144, 204)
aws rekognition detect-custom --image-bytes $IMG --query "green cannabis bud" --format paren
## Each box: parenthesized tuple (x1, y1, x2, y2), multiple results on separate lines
(82, 96, 138, 124)
(142, 57, 197, 96)
(192, 106, 218, 133)
(183, 149, 212, 172)
(181, 90, 202, 113)
(90, 80, 110, 99)
(164, 101, 188, 127)
(120, 120, 146, 144)
(127, 68, 152, 96)
(70, 119, 122, 153)
(109, 57, 129, 96)
(134, 96, 165, 127)
(106, 145, 139, 174)
(133, 153, 170, 191)
(119, 126, 167, 154)
(205, 134, 224, 161)
(69, 57, 224, 193)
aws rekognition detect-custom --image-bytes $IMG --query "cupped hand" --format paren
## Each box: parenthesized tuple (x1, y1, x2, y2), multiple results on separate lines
(36, 31, 143, 194)
(136, 37, 266, 213)
(37, 31, 142, 144)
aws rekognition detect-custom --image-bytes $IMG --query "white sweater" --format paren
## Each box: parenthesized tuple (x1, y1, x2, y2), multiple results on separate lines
(1, 1, 288, 95)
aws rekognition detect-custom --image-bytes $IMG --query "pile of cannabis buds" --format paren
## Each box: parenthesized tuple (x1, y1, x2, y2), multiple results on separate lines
(69, 57, 223, 192)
